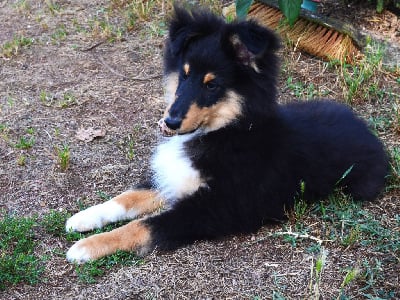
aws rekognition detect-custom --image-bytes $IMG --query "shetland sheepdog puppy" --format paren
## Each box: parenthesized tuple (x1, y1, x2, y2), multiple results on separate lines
(66, 6, 388, 263)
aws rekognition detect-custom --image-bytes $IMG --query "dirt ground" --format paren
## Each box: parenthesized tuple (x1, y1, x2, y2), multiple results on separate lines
(0, 0, 399, 299)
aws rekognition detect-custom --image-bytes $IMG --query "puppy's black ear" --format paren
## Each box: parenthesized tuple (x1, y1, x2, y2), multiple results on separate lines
(168, 5, 195, 56)
(222, 21, 280, 71)
(167, 4, 222, 56)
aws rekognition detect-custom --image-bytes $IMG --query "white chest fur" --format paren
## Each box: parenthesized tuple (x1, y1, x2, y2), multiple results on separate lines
(151, 134, 204, 203)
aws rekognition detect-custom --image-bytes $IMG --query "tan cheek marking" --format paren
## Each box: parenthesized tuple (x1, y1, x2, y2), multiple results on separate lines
(180, 103, 209, 132)
(205, 90, 243, 131)
(203, 72, 216, 84)
(183, 63, 190, 75)
(79, 220, 151, 260)
(178, 91, 243, 133)
(113, 190, 163, 216)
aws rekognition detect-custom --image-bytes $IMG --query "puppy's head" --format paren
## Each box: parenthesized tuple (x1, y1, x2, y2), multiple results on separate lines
(159, 5, 280, 136)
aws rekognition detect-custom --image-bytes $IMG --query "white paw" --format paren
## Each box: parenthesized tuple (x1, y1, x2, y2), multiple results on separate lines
(66, 240, 92, 264)
(66, 206, 105, 232)
(66, 200, 130, 232)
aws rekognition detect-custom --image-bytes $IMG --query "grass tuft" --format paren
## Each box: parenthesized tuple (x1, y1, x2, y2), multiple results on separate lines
(0, 213, 45, 290)
(340, 39, 385, 103)
(0, 35, 33, 58)
(17, 154, 27, 166)
(75, 250, 143, 283)
(45, 0, 61, 15)
(14, 136, 35, 149)
(277, 186, 399, 297)
(55, 144, 71, 171)
(39, 90, 77, 108)
(40, 210, 71, 237)
(387, 147, 400, 190)
(308, 247, 327, 298)
(338, 266, 360, 298)
(0, 209, 143, 287)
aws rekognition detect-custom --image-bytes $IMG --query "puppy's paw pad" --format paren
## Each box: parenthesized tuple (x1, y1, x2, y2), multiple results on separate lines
(66, 241, 92, 264)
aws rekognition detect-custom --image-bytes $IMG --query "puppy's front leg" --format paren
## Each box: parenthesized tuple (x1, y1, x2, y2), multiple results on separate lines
(66, 189, 162, 232)
(66, 219, 151, 263)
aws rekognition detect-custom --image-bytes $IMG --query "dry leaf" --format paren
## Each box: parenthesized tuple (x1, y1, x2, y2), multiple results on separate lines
(75, 127, 106, 142)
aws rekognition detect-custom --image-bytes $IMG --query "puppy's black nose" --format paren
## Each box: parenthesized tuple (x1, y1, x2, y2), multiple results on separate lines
(164, 117, 182, 130)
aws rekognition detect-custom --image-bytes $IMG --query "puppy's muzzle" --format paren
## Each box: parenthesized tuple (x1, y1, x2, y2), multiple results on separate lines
(158, 118, 177, 137)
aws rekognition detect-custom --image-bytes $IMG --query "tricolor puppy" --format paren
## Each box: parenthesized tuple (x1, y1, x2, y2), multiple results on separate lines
(66, 6, 388, 263)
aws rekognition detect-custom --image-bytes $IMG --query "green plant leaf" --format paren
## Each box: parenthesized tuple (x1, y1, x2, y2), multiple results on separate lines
(236, 0, 253, 19)
(278, 0, 303, 26)
(376, 0, 384, 13)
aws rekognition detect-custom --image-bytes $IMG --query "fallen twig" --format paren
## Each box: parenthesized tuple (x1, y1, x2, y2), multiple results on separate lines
(249, 228, 334, 245)
(80, 40, 106, 52)
(271, 230, 334, 244)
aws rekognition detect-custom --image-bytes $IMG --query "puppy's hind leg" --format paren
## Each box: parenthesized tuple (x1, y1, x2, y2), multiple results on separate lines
(66, 190, 163, 233)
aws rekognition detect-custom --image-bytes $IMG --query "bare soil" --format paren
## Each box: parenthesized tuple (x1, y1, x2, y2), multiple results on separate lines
(1, 1, 399, 299)
(320, 0, 400, 44)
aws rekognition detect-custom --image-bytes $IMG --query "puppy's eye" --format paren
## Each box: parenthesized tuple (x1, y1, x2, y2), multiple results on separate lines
(206, 81, 217, 90)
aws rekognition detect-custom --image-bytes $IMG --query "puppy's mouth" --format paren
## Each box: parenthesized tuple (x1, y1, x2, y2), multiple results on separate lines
(158, 118, 177, 137)
(157, 118, 199, 137)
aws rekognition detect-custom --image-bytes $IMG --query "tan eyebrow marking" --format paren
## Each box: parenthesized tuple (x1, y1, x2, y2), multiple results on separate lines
(183, 63, 190, 75)
(203, 72, 216, 84)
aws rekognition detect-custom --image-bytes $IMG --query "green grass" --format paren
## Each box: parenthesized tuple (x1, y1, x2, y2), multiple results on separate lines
(75, 250, 143, 283)
(277, 155, 400, 297)
(125, 134, 136, 161)
(6, 95, 15, 107)
(271, 291, 286, 300)
(39, 90, 52, 105)
(45, 0, 61, 15)
(338, 267, 360, 298)
(308, 248, 327, 299)
(55, 144, 71, 171)
(51, 24, 68, 44)
(96, 190, 112, 201)
(26, 127, 35, 135)
(83, 0, 167, 42)
(388, 147, 400, 190)
(67, 216, 143, 283)
(13, 0, 31, 12)
(60, 92, 77, 108)
(47, 206, 142, 283)
(286, 77, 322, 99)
(0, 208, 144, 291)
(320, 193, 399, 253)
(393, 100, 400, 133)
(17, 154, 27, 166)
(118, 133, 140, 161)
(13, 127, 36, 150)
(341, 38, 385, 103)
(0, 124, 10, 145)
(0, 213, 45, 290)
(88, 16, 125, 42)
(14, 136, 35, 149)
(39, 90, 77, 108)
(41, 210, 72, 237)
(0, 35, 33, 58)
(369, 115, 393, 134)
(278, 190, 400, 298)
